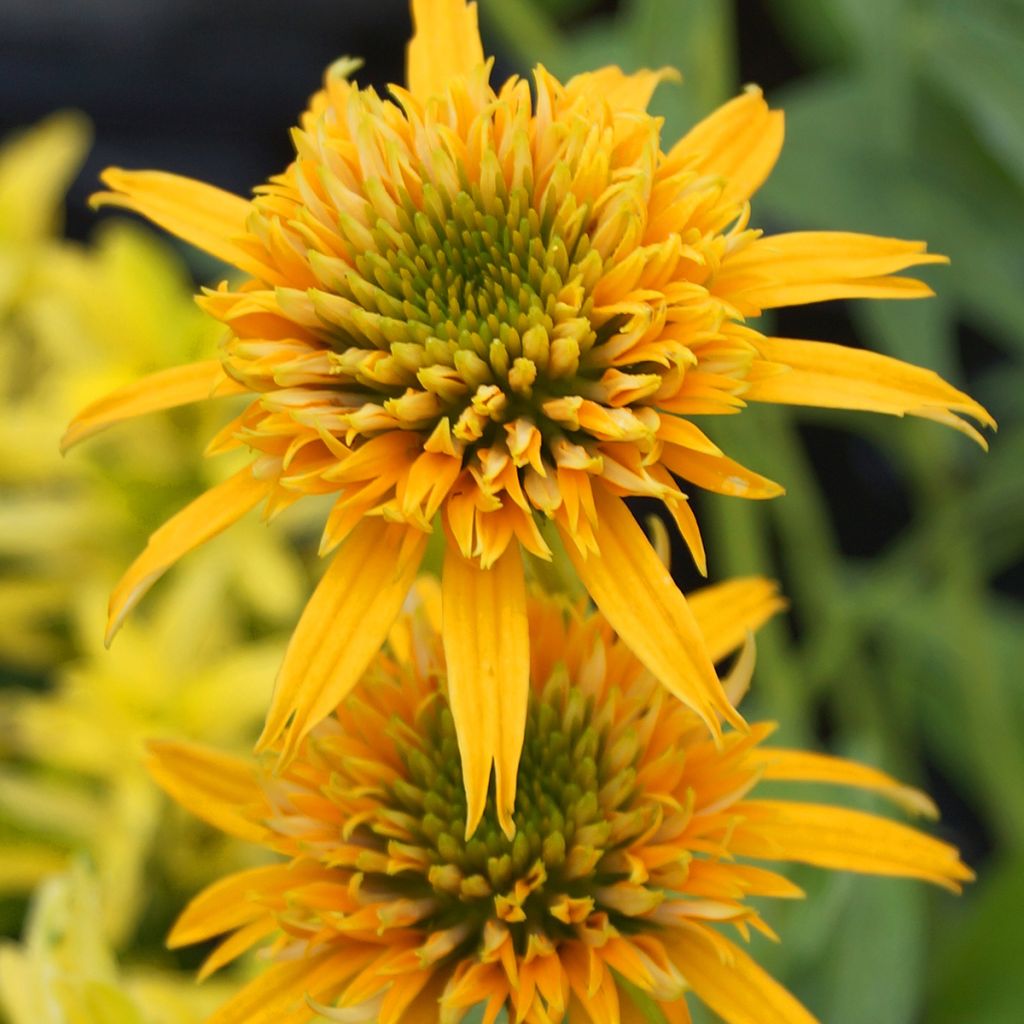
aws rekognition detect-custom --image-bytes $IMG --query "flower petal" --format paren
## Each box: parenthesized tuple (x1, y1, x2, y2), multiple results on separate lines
(61, 360, 246, 451)
(717, 231, 947, 310)
(667, 86, 784, 205)
(666, 924, 816, 1024)
(442, 543, 530, 839)
(686, 578, 785, 663)
(748, 749, 939, 818)
(258, 519, 427, 762)
(660, 446, 784, 500)
(106, 467, 267, 643)
(146, 738, 268, 844)
(406, 0, 485, 101)
(91, 168, 279, 281)
(744, 335, 995, 446)
(561, 489, 742, 736)
(729, 800, 974, 892)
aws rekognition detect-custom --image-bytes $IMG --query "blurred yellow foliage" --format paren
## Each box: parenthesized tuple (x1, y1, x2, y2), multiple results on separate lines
(0, 861, 235, 1023)
(0, 113, 309, 668)
(0, 114, 313, 948)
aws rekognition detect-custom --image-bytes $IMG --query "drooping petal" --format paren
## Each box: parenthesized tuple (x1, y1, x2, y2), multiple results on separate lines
(686, 578, 785, 663)
(61, 360, 246, 451)
(660, 445, 784, 500)
(561, 488, 742, 736)
(146, 739, 269, 844)
(106, 467, 267, 643)
(442, 542, 529, 839)
(744, 336, 994, 446)
(667, 86, 784, 205)
(666, 925, 817, 1024)
(406, 0, 485, 102)
(728, 800, 974, 892)
(258, 519, 427, 762)
(749, 749, 938, 818)
(91, 168, 279, 281)
(717, 231, 947, 310)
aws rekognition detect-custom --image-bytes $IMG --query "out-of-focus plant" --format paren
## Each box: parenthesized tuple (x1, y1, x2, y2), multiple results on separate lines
(0, 114, 312, 952)
(0, 114, 309, 671)
(486, 2, 1023, 1023)
(0, 569, 281, 943)
(0, 860, 235, 1024)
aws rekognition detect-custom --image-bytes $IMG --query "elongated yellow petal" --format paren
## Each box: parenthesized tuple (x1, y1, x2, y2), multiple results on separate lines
(258, 519, 427, 762)
(666, 925, 817, 1024)
(729, 800, 973, 892)
(668, 86, 784, 205)
(168, 872, 273, 948)
(61, 360, 246, 451)
(660, 445, 784, 500)
(744, 336, 995, 446)
(169, 862, 332, 947)
(146, 739, 268, 844)
(442, 542, 529, 839)
(561, 488, 741, 736)
(406, 0, 484, 101)
(91, 168, 279, 281)
(749, 749, 938, 818)
(106, 467, 267, 643)
(205, 952, 341, 1024)
(686, 578, 785, 663)
(718, 231, 947, 310)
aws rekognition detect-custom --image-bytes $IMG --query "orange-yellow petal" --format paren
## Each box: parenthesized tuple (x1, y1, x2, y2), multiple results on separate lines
(442, 542, 529, 839)
(729, 800, 974, 892)
(106, 467, 267, 643)
(61, 360, 246, 452)
(91, 168, 279, 281)
(205, 950, 356, 1024)
(686, 578, 785, 663)
(146, 738, 268, 844)
(258, 518, 427, 762)
(560, 488, 742, 736)
(744, 335, 995, 446)
(660, 445, 784, 500)
(666, 925, 816, 1024)
(168, 865, 304, 947)
(667, 86, 784, 206)
(566, 66, 681, 115)
(406, 0, 484, 102)
(717, 231, 947, 310)
(749, 748, 938, 818)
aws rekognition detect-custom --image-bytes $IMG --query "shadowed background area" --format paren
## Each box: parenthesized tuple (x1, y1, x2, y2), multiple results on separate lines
(1, 1, 1022, 1022)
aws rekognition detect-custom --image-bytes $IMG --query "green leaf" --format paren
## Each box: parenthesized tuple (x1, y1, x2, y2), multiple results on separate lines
(819, 878, 928, 1024)
(919, 5, 1024, 189)
(927, 856, 1024, 1024)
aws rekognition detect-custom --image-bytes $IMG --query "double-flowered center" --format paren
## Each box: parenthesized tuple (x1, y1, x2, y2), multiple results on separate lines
(324, 179, 611, 453)
(350, 670, 655, 959)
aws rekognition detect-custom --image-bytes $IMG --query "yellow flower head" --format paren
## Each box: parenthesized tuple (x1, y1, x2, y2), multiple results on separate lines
(69, 0, 992, 830)
(148, 578, 970, 1024)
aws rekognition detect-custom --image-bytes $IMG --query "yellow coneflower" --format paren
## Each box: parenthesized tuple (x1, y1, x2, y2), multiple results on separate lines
(147, 578, 970, 1024)
(68, 0, 992, 830)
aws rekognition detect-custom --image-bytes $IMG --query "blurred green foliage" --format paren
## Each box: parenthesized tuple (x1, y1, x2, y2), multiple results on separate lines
(483, 1, 1023, 1021)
